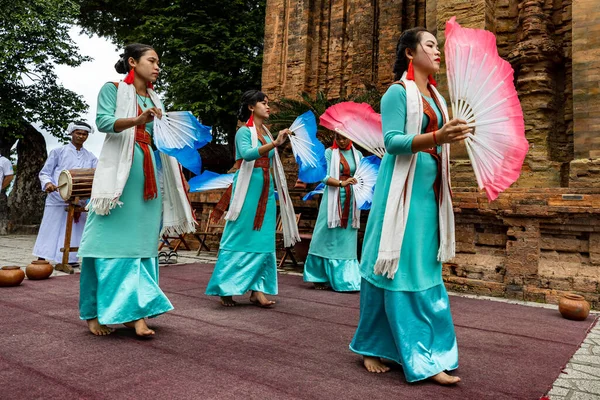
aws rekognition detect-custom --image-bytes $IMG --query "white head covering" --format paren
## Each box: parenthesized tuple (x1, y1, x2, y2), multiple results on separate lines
(67, 122, 94, 135)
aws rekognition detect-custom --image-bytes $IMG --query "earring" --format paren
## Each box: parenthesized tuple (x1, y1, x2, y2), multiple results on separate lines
(407, 60, 415, 81)
(122, 68, 154, 89)
(124, 69, 135, 84)
(428, 75, 437, 87)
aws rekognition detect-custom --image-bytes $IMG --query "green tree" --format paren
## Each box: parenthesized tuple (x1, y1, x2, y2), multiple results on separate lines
(0, 0, 88, 153)
(0, 0, 89, 230)
(78, 0, 266, 146)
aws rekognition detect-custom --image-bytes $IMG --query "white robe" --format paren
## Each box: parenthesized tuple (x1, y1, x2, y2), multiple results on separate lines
(33, 143, 98, 263)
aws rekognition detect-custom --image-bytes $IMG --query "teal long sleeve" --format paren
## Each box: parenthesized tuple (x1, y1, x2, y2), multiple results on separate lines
(235, 126, 273, 161)
(96, 82, 119, 134)
(381, 84, 416, 155)
(321, 148, 333, 183)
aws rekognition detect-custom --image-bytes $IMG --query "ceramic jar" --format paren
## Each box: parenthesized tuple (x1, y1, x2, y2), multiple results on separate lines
(558, 293, 590, 321)
(25, 260, 53, 280)
(0, 266, 25, 287)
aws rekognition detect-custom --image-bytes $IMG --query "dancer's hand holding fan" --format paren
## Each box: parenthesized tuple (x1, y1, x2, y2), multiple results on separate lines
(445, 17, 528, 201)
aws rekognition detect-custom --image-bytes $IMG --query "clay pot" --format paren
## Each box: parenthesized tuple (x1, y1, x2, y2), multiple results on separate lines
(559, 293, 590, 321)
(0, 266, 26, 287)
(25, 260, 54, 280)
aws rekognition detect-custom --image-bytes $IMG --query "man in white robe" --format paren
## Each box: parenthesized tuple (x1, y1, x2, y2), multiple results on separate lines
(33, 121, 98, 266)
(0, 154, 14, 192)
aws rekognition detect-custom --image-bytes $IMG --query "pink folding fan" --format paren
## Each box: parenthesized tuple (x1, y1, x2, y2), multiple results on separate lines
(319, 102, 386, 158)
(445, 16, 529, 201)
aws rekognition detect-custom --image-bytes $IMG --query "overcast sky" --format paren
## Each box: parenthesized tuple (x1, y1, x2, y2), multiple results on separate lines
(38, 27, 122, 156)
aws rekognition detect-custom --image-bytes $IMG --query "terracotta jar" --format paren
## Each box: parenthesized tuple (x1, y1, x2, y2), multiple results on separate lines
(26, 260, 54, 280)
(559, 293, 590, 321)
(0, 266, 26, 287)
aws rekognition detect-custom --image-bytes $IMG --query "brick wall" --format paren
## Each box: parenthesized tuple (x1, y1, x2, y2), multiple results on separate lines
(448, 188, 600, 308)
(572, 0, 600, 159)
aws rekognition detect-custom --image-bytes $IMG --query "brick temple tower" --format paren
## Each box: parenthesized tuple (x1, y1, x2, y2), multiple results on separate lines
(261, 0, 600, 307)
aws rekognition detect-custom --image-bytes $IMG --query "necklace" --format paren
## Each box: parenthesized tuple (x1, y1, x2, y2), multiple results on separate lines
(137, 92, 149, 107)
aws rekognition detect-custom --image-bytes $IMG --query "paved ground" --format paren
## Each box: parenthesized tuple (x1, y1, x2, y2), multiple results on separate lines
(1, 234, 598, 399)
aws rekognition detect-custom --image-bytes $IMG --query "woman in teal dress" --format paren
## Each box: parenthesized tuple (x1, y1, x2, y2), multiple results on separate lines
(303, 134, 362, 291)
(79, 44, 175, 337)
(205, 90, 291, 307)
(349, 28, 471, 385)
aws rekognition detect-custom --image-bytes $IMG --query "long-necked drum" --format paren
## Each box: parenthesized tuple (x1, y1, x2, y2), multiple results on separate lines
(57, 168, 95, 201)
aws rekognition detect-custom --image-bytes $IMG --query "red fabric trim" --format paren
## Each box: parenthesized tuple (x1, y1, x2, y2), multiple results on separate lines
(338, 153, 352, 229)
(246, 114, 254, 127)
(134, 103, 158, 201)
(252, 134, 269, 230)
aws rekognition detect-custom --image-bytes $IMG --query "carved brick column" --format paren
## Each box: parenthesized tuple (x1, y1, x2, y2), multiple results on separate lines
(569, 0, 600, 188)
(508, 1, 564, 188)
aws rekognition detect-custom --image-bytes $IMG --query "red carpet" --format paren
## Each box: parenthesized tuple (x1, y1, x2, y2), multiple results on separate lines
(0, 263, 596, 399)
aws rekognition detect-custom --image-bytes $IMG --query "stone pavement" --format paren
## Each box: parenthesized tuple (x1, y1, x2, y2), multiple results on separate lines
(1, 234, 598, 398)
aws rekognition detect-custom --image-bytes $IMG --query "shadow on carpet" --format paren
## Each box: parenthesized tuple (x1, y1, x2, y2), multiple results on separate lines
(0, 263, 596, 400)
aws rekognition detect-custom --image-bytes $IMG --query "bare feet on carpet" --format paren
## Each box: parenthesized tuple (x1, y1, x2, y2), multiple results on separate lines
(313, 283, 330, 290)
(249, 291, 276, 307)
(87, 318, 115, 336)
(430, 371, 461, 385)
(363, 356, 390, 373)
(220, 296, 237, 307)
(123, 319, 155, 337)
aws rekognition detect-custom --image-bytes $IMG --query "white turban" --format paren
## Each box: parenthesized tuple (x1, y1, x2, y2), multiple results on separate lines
(67, 122, 94, 135)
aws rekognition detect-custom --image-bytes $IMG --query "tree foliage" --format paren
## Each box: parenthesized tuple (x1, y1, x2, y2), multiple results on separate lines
(0, 0, 88, 148)
(78, 0, 266, 145)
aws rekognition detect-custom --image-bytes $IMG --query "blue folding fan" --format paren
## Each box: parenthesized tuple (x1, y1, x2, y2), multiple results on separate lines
(189, 170, 234, 193)
(154, 111, 212, 175)
(288, 111, 327, 183)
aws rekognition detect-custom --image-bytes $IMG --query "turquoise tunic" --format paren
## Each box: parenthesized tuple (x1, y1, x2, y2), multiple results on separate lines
(79, 82, 162, 258)
(205, 126, 278, 296)
(303, 147, 362, 291)
(359, 84, 444, 292)
(350, 84, 458, 382)
(78, 82, 172, 324)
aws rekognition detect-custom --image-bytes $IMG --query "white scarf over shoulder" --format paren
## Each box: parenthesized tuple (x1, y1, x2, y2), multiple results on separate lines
(373, 74, 455, 279)
(87, 81, 196, 236)
(327, 146, 361, 229)
(225, 124, 300, 247)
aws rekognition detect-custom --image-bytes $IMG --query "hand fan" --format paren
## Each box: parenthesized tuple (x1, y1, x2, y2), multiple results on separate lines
(352, 155, 381, 210)
(154, 111, 212, 175)
(320, 102, 386, 158)
(288, 111, 327, 183)
(189, 170, 234, 193)
(302, 182, 325, 201)
(445, 16, 528, 201)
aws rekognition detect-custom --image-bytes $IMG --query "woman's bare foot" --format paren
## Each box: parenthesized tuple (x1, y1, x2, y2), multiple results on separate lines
(430, 371, 461, 385)
(313, 282, 330, 290)
(87, 318, 114, 336)
(220, 296, 237, 307)
(249, 291, 276, 307)
(123, 319, 155, 337)
(363, 356, 390, 373)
